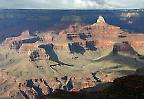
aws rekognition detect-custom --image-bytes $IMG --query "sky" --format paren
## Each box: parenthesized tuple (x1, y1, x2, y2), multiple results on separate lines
(0, 0, 143, 9)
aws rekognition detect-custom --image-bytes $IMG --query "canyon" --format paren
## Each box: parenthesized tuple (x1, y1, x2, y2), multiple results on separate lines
(0, 16, 144, 98)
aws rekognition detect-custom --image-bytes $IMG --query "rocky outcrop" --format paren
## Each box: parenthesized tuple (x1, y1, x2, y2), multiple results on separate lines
(129, 41, 144, 55)
(19, 43, 50, 62)
(3, 37, 22, 49)
(2, 74, 144, 99)
(40, 33, 54, 43)
(19, 30, 31, 39)
(96, 16, 106, 23)
(52, 32, 69, 51)
(29, 48, 49, 61)
(3, 31, 32, 50)
(19, 43, 38, 54)
(41, 75, 144, 99)
(92, 16, 121, 40)
(0, 72, 103, 98)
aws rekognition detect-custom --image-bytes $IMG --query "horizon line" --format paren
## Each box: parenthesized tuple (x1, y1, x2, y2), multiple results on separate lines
(0, 8, 144, 10)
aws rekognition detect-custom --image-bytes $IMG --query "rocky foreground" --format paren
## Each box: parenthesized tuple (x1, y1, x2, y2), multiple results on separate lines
(1, 72, 144, 99)
(43, 75, 144, 99)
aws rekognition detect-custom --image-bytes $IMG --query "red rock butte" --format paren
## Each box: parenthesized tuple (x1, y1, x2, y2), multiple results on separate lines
(3, 16, 144, 58)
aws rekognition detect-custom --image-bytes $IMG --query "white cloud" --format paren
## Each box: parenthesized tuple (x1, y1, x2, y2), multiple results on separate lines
(0, 0, 143, 9)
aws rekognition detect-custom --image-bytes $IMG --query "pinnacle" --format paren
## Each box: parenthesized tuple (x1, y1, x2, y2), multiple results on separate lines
(97, 16, 106, 23)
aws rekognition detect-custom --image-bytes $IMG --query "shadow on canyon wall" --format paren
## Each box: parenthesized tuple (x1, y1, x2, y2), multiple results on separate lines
(39, 44, 73, 67)
(69, 41, 97, 54)
(22, 37, 40, 43)
(69, 43, 85, 54)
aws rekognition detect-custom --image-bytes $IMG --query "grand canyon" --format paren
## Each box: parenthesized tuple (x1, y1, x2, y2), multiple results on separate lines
(0, 11, 144, 99)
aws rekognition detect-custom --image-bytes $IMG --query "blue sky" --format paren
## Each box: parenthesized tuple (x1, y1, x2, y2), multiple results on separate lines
(0, 0, 143, 9)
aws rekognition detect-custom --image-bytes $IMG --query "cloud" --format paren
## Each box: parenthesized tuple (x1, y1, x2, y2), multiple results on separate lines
(89, 0, 106, 5)
(0, 0, 143, 9)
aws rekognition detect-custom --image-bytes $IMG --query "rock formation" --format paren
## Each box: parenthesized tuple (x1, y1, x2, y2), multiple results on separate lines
(29, 48, 49, 61)
(3, 15, 144, 56)
(19, 43, 38, 54)
(96, 16, 106, 23)
(40, 33, 54, 43)
(3, 37, 22, 49)
(19, 30, 31, 40)
(1, 15, 144, 98)
(129, 41, 144, 55)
